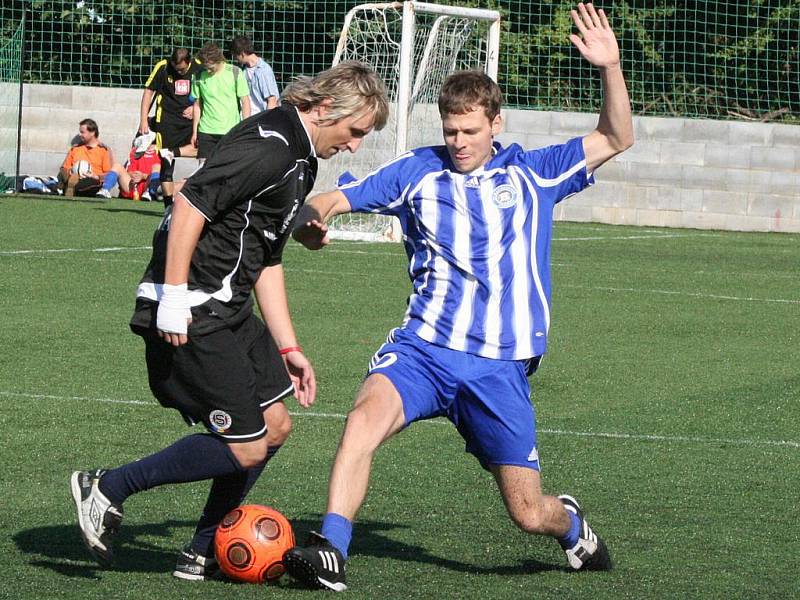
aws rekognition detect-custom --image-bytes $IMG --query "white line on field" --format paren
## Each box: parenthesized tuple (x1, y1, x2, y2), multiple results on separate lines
(564, 284, 800, 304)
(2, 390, 797, 449)
(0, 232, 736, 257)
(0, 246, 151, 256)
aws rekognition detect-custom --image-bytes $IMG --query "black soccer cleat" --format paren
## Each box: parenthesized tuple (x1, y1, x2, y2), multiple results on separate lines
(284, 531, 347, 592)
(558, 495, 612, 571)
(172, 544, 221, 581)
(70, 469, 124, 566)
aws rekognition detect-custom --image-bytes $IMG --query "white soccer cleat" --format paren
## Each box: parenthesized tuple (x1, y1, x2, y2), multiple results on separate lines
(96, 188, 112, 199)
(70, 469, 124, 566)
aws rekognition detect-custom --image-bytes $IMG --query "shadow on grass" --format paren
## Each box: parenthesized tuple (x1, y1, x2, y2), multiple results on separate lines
(292, 518, 564, 577)
(100, 206, 164, 217)
(15, 516, 562, 580)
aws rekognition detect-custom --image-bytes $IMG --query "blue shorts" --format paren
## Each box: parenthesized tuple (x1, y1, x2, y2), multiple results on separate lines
(367, 328, 540, 471)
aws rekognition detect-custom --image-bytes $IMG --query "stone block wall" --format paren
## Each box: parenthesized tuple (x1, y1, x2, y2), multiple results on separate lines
(11, 83, 800, 232)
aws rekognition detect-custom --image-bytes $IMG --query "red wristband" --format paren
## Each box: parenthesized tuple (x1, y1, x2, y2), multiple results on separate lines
(279, 346, 302, 356)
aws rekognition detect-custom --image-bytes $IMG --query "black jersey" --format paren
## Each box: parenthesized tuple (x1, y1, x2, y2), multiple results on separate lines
(131, 105, 318, 335)
(145, 58, 202, 125)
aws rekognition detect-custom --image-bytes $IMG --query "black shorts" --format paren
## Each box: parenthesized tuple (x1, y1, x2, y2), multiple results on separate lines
(153, 116, 193, 149)
(137, 313, 293, 442)
(197, 132, 224, 159)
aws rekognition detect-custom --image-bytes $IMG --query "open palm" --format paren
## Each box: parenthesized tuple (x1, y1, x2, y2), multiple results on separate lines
(569, 3, 620, 68)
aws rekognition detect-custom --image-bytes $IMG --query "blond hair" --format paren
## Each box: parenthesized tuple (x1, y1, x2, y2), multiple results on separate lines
(282, 61, 389, 130)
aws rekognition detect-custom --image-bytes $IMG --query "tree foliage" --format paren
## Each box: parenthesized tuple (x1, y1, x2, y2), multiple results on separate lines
(1, 0, 797, 122)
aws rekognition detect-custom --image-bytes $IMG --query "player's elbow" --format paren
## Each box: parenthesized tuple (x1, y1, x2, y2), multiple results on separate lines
(615, 129, 635, 153)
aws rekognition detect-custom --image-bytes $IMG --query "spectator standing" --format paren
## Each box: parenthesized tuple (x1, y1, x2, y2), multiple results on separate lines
(231, 36, 280, 114)
(192, 43, 251, 161)
(138, 48, 201, 207)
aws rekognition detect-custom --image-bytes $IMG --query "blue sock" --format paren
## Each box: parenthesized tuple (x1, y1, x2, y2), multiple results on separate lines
(321, 512, 353, 559)
(189, 445, 282, 558)
(559, 510, 582, 548)
(147, 172, 160, 195)
(102, 170, 118, 191)
(98, 433, 243, 506)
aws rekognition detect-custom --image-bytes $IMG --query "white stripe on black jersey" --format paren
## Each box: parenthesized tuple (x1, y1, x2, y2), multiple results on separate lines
(131, 105, 317, 335)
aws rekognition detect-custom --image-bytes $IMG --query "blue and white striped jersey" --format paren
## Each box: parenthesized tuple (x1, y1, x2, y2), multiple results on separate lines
(340, 137, 593, 360)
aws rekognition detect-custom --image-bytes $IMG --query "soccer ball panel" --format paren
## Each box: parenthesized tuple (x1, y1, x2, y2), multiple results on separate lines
(214, 504, 294, 584)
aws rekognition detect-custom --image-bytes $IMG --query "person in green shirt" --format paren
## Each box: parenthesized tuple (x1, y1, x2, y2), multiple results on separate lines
(192, 43, 251, 161)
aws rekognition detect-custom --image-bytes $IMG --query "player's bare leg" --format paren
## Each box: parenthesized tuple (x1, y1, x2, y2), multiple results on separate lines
(284, 374, 406, 591)
(491, 465, 571, 536)
(327, 374, 406, 519)
(492, 465, 612, 571)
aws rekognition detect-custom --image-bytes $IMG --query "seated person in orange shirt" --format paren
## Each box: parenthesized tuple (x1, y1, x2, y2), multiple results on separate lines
(58, 118, 113, 197)
(96, 133, 162, 201)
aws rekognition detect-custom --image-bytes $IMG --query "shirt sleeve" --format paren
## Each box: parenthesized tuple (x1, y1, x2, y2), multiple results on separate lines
(191, 75, 202, 102)
(180, 134, 295, 221)
(339, 152, 412, 216)
(261, 64, 280, 99)
(520, 136, 594, 203)
(61, 147, 76, 171)
(101, 148, 112, 174)
(236, 68, 250, 99)
(145, 61, 165, 91)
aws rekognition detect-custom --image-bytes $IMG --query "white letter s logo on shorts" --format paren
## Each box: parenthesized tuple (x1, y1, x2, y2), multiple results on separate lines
(209, 410, 233, 433)
(370, 352, 398, 371)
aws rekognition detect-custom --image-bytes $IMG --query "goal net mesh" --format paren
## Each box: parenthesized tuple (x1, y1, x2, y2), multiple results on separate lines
(316, 3, 499, 241)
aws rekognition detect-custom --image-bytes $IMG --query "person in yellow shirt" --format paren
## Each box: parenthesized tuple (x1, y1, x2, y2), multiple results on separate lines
(58, 119, 113, 197)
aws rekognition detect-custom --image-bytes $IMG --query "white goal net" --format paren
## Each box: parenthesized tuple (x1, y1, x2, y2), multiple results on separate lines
(316, 1, 501, 241)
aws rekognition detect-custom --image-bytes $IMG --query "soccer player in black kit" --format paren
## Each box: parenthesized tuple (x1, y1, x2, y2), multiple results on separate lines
(70, 61, 389, 580)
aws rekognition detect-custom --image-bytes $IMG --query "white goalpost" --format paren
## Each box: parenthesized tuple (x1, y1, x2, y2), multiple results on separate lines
(315, 1, 501, 242)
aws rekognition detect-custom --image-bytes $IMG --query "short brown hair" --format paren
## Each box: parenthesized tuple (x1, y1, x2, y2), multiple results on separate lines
(438, 70, 502, 121)
(169, 47, 192, 68)
(282, 61, 390, 131)
(79, 118, 99, 137)
(198, 43, 225, 66)
(230, 36, 254, 56)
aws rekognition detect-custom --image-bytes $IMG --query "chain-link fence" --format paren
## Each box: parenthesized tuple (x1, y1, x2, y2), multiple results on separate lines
(1, 0, 798, 122)
(0, 18, 23, 184)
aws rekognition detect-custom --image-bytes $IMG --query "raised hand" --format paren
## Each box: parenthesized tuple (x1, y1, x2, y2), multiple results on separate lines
(569, 3, 620, 69)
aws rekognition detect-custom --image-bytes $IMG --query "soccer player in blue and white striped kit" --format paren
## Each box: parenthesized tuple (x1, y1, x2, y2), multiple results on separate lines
(285, 3, 633, 591)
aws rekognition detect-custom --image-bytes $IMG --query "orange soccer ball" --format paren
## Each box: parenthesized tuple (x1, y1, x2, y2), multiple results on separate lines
(214, 504, 295, 584)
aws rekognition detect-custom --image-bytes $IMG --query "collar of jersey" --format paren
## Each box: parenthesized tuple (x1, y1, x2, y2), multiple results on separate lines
(293, 105, 317, 158)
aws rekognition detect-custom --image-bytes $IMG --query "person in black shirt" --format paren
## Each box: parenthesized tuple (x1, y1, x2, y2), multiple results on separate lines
(70, 61, 390, 579)
(138, 48, 202, 206)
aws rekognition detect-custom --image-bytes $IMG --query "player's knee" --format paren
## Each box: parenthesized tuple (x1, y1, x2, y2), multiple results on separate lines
(266, 413, 292, 446)
(230, 437, 269, 469)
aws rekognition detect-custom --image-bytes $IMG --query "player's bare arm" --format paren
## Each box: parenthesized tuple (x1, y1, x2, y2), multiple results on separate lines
(571, 2, 634, 172)
(292, 190, 352, 250)
(158, 194, 206, 346)
(254, 264, 317, 407)
(139, 88, 155, 134)
(191, 100, 202, 146)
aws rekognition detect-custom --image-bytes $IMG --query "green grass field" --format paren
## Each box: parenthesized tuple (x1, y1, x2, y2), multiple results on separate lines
(1, 194, 798, 599)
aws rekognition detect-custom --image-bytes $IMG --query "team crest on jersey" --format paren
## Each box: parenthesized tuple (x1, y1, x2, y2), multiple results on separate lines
(492, 184, 518, 209)
(175, 79, 191, 95)
(209, 410, 233, 433)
